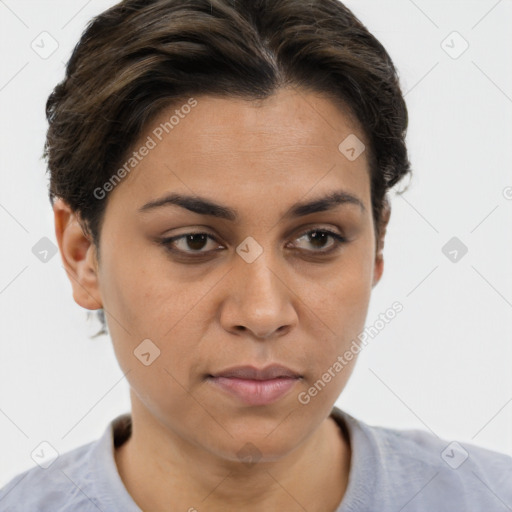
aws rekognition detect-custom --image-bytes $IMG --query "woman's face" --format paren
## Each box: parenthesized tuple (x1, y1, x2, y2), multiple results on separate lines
(77, 87, 385, 462)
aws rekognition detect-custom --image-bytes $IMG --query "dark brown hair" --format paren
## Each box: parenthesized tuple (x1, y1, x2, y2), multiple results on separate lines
(45, 0, 411, 334)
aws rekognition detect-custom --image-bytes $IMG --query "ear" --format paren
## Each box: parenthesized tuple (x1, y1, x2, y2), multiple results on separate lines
(53, 198, 103, 310)
(372, 197, 391, 288)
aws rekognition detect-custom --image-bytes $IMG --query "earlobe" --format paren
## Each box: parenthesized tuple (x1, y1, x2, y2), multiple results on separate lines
(372, 197, 391, 288)
(53, 198, 103, 310)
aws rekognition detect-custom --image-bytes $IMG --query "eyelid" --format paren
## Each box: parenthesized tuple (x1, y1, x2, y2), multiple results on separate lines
(161, 231, 223, 256)
(288, 228, 346, 254)
(159, 224, 347, 259)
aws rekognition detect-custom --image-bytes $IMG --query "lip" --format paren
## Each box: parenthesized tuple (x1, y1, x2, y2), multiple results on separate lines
(211, 364, 302, 380)
(207, 365, 302, 406)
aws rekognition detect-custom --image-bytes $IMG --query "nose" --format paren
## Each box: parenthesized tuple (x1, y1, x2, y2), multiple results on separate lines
(219, 248, 298, 340)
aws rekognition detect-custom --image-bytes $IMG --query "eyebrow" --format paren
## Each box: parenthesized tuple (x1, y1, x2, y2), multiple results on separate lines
(138, 189, 366, 220)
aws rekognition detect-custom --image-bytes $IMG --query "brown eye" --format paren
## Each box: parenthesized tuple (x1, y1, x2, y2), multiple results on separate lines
(161, 232, 223, 256)
(292, 229, 346, 254)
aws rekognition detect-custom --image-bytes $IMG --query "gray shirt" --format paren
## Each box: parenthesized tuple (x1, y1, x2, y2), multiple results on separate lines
(1, 407, 511, 511)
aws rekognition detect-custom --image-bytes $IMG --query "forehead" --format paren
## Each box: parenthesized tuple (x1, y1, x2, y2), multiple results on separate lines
(107, 87, 370, 213)
(160, 87, 365, 152)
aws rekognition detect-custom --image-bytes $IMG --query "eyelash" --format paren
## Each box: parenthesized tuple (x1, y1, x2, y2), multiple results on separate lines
(159, 228, 347, 259)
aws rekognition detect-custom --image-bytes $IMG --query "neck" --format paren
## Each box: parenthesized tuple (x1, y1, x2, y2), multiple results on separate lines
(114, 399, 351, 512)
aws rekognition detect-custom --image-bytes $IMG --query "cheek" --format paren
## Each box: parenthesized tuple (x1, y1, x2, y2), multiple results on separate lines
(307, 245, 374, 324)
(98, 244, 215, 399)
(101, 273, 206, 423)
(298, 245, 374, 376)
(99, 237, 193, 335)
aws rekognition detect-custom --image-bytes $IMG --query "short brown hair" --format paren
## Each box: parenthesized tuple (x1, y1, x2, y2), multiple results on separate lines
(46, 0, 411, 254)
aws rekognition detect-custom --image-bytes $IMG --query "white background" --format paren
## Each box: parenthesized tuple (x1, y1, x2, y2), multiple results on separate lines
(0, 0, 511, 487)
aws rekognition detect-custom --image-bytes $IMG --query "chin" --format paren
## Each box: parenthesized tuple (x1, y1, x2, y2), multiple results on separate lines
(213, 419, 309, 463)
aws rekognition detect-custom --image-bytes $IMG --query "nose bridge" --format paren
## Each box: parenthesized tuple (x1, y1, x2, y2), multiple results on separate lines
(236, 239, 283, 307)
(221, 236, 296, 338)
